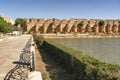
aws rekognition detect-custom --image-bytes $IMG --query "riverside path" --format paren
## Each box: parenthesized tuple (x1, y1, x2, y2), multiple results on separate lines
(0, 35, 32, 80)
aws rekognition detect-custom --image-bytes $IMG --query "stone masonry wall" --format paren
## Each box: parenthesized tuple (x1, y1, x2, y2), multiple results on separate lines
(25, 18, 120, 35)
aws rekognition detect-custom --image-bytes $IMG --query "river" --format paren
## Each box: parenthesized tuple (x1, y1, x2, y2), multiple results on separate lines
(51, 38, 120, 66)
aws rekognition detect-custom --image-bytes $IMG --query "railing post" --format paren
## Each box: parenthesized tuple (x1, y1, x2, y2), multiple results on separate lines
(30, 36, 35, 71)
(28, 36, 43, 80)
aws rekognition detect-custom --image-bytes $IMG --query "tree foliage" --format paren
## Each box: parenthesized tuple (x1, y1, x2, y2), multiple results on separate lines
(0, 17, 11, 33)
(15, 18, 26, 28)
(98, 20, 105, 27)
(77, 21, 84, 27)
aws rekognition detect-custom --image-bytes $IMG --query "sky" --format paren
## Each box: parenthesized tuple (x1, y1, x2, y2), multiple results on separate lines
(0, 0, 120, 20)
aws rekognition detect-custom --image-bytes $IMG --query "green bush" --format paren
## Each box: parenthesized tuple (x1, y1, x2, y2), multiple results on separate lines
(42, 72, 50, 80)
(33, 35, 44, 46)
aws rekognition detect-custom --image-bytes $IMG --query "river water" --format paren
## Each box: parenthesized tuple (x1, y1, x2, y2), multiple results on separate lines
(51, 38, 120, 66)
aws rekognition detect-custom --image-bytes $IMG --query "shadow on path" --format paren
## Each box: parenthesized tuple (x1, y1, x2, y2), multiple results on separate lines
(4, 38, 32, 80)
(4, 52, 29, 80)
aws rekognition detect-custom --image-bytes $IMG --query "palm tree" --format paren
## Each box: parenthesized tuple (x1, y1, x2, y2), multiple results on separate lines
(98, 20, 105, 33)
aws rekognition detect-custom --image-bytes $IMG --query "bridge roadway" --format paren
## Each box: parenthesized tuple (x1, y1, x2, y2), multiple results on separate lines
(0, 35, 32, 80)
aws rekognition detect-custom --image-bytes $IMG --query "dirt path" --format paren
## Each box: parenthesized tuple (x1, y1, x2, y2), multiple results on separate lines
(35, 44, 47, 73)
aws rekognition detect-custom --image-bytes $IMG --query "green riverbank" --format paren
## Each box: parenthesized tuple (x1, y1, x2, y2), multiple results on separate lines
(34, 35, 120, 80)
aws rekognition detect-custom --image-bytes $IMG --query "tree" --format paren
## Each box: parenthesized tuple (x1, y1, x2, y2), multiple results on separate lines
(98, 20, 105, 27)
(77, 21, 84, 33)
(15, 18, 26, 28)
(0, 17, 11, 33)
(78, 21, 84, 27)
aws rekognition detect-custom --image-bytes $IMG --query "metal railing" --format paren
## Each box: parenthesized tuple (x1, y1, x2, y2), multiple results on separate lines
(4, 35, 42, 80)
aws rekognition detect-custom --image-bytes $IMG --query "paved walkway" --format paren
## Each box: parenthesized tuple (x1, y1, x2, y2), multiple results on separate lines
(0, 35, 32, 80)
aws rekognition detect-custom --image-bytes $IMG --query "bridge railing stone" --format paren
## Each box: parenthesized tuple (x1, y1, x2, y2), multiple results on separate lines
(29, 36, 43, 80)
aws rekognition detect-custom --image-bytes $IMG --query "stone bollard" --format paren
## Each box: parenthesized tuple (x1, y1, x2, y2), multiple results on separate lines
(28, 36, 43, 80)
(28, 71, 42, 80)
(30, 36, 35, 71)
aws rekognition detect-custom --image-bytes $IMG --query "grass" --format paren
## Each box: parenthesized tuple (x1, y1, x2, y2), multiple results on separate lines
(42, 72, 50, 80)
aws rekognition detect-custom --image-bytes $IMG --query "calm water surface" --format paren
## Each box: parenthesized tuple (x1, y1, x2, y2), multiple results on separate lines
(51, 38, 120, 66)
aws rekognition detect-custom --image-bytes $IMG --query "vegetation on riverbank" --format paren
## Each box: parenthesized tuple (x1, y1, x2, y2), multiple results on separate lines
(34, 35, 80, 80)
(34, 35, 120, 80)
